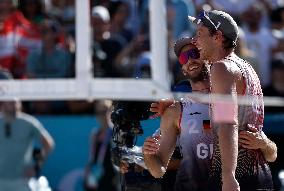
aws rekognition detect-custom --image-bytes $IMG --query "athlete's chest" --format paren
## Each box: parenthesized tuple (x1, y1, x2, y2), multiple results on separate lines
(180, 103, 211, 135)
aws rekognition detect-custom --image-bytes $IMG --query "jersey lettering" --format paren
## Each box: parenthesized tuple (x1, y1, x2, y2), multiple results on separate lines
(188, 119, 199, 134)
(197, 143, 213, 159)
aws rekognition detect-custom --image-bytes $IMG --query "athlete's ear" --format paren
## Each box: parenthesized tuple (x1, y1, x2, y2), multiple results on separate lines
(214, 30, 223, 45)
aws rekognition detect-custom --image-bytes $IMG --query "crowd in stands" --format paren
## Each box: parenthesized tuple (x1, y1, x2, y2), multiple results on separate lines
(0, 0, 284, 114)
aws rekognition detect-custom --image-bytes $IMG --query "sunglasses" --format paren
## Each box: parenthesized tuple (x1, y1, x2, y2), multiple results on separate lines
(195, 11, 221, 31)
(178, 48, 200, 65)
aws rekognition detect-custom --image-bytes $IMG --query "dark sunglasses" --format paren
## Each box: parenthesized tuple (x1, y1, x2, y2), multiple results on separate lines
(178, 48, 200, 65)
(195, 11, 221, 31)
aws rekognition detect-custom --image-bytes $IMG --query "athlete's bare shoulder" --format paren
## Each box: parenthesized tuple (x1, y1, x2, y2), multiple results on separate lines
(212, 59, 239, 75)
(210, 60, 241, 94)
(212, 57, 243, 82)
(165, 101, 182, 119)
(160, 101, 181, 132)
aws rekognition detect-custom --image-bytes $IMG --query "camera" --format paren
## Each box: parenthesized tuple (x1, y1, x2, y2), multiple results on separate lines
(110, 100, 151, 166)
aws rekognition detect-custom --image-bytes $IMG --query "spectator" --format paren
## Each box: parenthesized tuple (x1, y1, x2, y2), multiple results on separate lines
(25, 19, 72, 114)
(167, 0, 196, 39)
(26, 19, 72, 78)
(60, 0, 75, 37)
(241, 4, 279, 87)
(83, 100, 119, 191)
(235, 27, 259, 74)
(0, 0, 24, 78)
(263, 58, 284, 113)
(0, 70, 55, 191)
(108, 0, 133, 46)
(16, 0, 47, 77)
(18, 0, 46, 24)
(0, 99, 55, 191)
(133, 51, 151, 78)
(194, 0, 273, 26)
(115, 34, 151, 78)
(91, 5, 122, 77)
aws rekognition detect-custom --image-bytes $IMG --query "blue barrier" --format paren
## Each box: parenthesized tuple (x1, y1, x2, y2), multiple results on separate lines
(37, 115, 159, 191)
(36, 114, 283, 191)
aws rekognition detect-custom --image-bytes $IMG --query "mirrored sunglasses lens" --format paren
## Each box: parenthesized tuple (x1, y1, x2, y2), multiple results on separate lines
(179, 52, 188, 65)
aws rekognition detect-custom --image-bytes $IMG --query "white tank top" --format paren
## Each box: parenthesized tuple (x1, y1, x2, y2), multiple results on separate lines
(175, 98, 213, 191)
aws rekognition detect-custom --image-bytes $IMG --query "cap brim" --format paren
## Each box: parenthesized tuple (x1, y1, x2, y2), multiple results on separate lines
(174, 37, 194, 57)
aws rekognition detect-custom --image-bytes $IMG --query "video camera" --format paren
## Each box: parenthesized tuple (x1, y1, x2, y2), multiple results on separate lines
(110, 101, 151, 166)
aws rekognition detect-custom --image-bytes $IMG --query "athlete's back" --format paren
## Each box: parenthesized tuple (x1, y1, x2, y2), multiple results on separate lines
(209, 53, 273, 191)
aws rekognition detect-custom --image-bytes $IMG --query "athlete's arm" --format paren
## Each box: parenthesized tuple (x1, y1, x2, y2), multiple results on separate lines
(239, 125, 277, 162)
(143, 102, 181, 178)
(210, 62, 239, 191)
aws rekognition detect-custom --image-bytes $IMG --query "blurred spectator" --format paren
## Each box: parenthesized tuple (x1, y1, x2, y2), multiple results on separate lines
(134, 51, 151, 78)
(44, 0, 76, 54)
(15, 0, 47, 77)
(60, 0, 75, 36)
(91, 5, 122, 77)
(235, 27, 259, 74)
(138, 0, 195, 39)
(108, 0, 133, 46)
(241, 4, 279, 87)
(25, 19, 72, 115)
(124, 0, 141, 36)
(0, 99, 55, 191)
(26, 19, 72, 78)
(194, 0, 273, 25)
(115, 34, 151, 78)
(167, 0, 196, 39)
(0, 0, 70, 79)
(18, 0, 46, 23)
(0, 0, 24, 78)
(46, 0, 75, 37)
(270, 7, 284, 60)
(83, 100, 119, 191)
(263, 58, 284, 113)
(0, 69, 55, 191)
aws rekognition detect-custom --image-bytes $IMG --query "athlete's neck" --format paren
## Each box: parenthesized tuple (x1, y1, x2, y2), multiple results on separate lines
(208, 48, 233, 64)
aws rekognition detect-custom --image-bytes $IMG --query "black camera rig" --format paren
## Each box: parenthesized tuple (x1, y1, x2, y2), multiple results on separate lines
(110, 100, 151, 166)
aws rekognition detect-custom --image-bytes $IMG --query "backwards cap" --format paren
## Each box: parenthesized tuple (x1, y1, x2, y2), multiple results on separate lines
(92, 6, 110, 22)
(174, 37, 195, 57)
(188, 10, 239, 45)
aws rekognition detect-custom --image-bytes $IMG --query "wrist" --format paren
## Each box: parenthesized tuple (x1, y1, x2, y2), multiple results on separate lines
(260, 132, 269, 150)
(222, 171, 235, 179)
